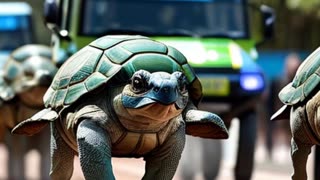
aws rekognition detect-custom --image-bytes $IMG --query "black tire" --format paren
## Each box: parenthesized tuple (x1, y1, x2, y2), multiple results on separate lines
(202, 139, 222, 180)
(314, 145, 320, 180)
(179, 136, 222, 180)
(179, 136, 202, 180)
(235, 110, 257, 180)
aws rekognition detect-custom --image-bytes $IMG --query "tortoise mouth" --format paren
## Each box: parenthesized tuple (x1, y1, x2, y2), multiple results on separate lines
(126, 102, 182, 122)
(121, 84, 189, 111)
(121, 93, 187, 110)
(121, 93, 178, 108)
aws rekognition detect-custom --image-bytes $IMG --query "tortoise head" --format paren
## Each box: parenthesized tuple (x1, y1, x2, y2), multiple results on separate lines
(119, 70, 189, 121)
(17, 56, 58, 107)
(5, 45, 57, 93)
(21, 56, 57, 87)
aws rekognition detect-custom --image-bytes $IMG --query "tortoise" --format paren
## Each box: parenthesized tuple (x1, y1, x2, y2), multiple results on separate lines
(0, 44, 58, 179)
(12, 35, 228, 179)
(0, 44, 54, 108)
(271, 47, 320, 180)
(0, 44, 57, 128)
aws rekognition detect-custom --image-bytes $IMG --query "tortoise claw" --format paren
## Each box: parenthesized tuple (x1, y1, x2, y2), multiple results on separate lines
(185, 109, 229, 139)
(271, 104, 290, 121)
(11, 108, 58, 136)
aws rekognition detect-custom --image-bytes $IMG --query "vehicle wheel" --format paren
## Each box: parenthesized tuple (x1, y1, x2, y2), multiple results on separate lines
(235, 110, 257, 180)
(314, 145, 320, 180)
(202, 139, 222, 180)
(180, 137, 222, 180)
(179, 136, 202, 180)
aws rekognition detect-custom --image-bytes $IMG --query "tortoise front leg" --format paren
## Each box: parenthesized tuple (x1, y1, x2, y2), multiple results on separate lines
(50, 123, 75, 180)
(143, 124, 185, 180)
(76, 119, 115, 180)
(290, 138, 312, 180)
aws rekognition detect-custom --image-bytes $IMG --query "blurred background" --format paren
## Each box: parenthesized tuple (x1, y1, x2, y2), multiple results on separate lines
(0, 0, 320, 179)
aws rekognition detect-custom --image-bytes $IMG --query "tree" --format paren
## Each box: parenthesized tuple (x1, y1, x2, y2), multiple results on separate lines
(252, 0, 320, 51)
(286, 0, 320, 16)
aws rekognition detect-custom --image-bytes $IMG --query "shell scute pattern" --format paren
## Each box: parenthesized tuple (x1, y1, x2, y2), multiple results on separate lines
(279, 47, 320, 105)
(123, 54, 181, 74)
(53, 89, 67, 107)
(64, 83, 88, 105)
(181, 64, 196, 83)
(167, 46, 188, 65)
(57, 78, 70, 89)
(302, 74, 320, 98)
(11, 45, 52, 62)
(104, 39, 168, 65)
(90, 35, 148, 50)
(105, 46, 133, 64)
(121, 39, 168, 54)
(5, 45, 52, 78)
(96, 56, 122, 77)
(44, 35, 202, 110)
(44, 46, 105, 108)
(6, 61, 20, 81)
(292, 51, 320, 88)
(65, 47, 103, 86)
(84, 72, 109, 91)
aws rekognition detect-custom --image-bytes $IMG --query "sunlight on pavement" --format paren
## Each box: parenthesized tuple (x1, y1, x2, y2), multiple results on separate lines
(0, 119, 315, 180)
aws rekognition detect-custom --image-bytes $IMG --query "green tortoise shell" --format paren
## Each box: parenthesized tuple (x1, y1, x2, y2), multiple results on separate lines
(44, 35, 202, 109)
(4, 44, 52, 82)
(0, 44, 54, 100)
(279, 47, 320, 105)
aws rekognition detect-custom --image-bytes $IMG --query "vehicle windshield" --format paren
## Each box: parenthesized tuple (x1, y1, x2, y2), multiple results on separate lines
(0, 15, 33, 51)
(80, 0, 248, 38)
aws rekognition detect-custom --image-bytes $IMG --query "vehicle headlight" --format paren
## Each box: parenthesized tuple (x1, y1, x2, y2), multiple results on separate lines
(240, 73, 264, 91)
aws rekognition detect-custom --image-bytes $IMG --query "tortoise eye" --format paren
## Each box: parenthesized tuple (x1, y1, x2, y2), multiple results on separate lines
(24, 69, 34, 77)
(131, 70, 150, 93)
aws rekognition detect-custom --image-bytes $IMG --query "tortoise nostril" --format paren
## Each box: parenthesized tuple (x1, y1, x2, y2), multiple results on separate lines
(154, 87, 160, 92)
(163, 87, 169, 93)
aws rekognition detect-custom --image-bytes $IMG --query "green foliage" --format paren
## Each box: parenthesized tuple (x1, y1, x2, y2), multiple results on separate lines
(250, 0, 320, 50)
(286, 0, 320, 16)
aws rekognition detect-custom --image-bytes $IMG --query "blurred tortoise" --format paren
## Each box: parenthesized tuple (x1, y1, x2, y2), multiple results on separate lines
(0, 44, 57, 129)
(0, 44, 56, 103)
(12, 35, 228, 179)
(271, 47, 320, 180)
(0, 44, 58, 179)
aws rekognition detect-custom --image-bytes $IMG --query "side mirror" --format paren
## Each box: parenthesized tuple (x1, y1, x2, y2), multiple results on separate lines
(260, 5, 275, 39)
(248, 4, 276, 46)
(43, 0, 71, 41)
(43, 0, 60, 26)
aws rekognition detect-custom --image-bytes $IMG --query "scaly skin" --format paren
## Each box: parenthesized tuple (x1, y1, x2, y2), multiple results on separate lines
(43, 71, 227, 179)
(49, 71, 188, 179)
(0, 44, 57, 180)
(271, 47, 320, 180)
(287, 90, 320, 180)
(13, 71, 228, 179)
(12, 37, 228, 179)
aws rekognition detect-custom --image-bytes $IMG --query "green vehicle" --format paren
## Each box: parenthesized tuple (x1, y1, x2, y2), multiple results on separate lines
(0, 2, 33, 68)
(44, 0, 274, 179)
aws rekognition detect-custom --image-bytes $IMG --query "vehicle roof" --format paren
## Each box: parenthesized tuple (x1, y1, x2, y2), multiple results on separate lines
(112, 0, 243, 2)
(0, 2, 32, 15)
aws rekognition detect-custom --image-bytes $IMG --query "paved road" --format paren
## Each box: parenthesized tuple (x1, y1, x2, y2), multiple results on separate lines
(0, 119, 315, 180)
(0, 143, 300, 180)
